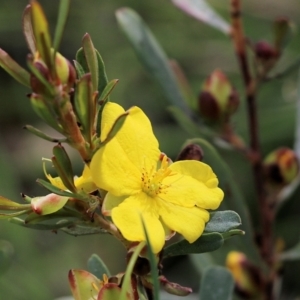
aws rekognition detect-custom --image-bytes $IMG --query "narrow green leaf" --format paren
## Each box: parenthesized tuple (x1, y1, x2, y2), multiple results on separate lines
(0, 49, 30, 87)
(73, 60, 85, 79)
(0, 196, 31, 210)
(172, 0, 231, 35)
(204, 211, 241, 233)
(52, 144, 76, 193)
(200, 266, 234, 300)
(82, 33, 98, 92)
(163, 232, 224, 259)
(87, 254, 111, 279)
(75, 48, 88, 74)
(36, 178, 73, 197)
(74, 73, 94, 142)
(53, 0, 71, 51)
(60, 224, 107, 236)
(24, 125, 67, 143)
(22, 5, 36, 54)
(116, 8, 188, 112)
(30, 94, 64, 133)
(0, 209, 31, 219)
(95, 50, 108, 97)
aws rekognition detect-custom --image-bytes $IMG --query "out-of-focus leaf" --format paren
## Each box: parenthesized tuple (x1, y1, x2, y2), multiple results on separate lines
(200, 266, 234, 300)
(0, 49, 30, 87)
(60, 224, 107, 236)
(68, 269, 101, 300)
(0, 196, 31, 210)
(294, 68, 300, 157)
(0, 240, 14, 276)
(163, 232, 224, 258)
(22, 5, 36, 54)
(204, 211, 241, 233)
(186, 138, 261, 261)
(23, 125, 67, 143)
(88, 254, 111, 279)
(53, 0, 71, 51)
(116, 8, 188, 112)
(0, 210, 31, 219)
(172, 0, 230, 35)
(278, 241, 300, 261)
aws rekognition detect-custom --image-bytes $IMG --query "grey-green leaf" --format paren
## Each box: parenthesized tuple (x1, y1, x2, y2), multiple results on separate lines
(205, 211, 241, 233)
(87, 254, 111, 279)
(163, 232, 224, 259)
(199, 266, 234, 300)
(116, 8, 188, 112)
(172, 0, 231, 35)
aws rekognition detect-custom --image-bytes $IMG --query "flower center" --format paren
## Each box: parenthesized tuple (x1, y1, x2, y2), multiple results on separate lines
(141, 155, 172, 197)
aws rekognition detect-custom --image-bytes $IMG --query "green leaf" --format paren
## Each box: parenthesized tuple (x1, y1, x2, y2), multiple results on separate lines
(82, 33, 98, 93)
(74, 73, 94, 143)
(36, 178, 74, 197)
(22, 5, 36, 54)
(0, 210, 31, 219)
(87, 254, 111, 279)
(163, 232, 224, 259)
(53, 0, 71, 51)
(0, 240, 14, 276)
(204, 211, 241, 233)
(73, 60, 85, 79)
(116, 8, 188, 112)
(0, 49, 30, 87)
(0, 196, 31, 210)
(23, 125, 67, 143)
(60, 223, 107, 236)
(172, 0, 231, 35)
(95, 49, 108, 97)
(199, 266, 234, 300)
(52, 144, 76, 193)
(68, 269, 101, 300)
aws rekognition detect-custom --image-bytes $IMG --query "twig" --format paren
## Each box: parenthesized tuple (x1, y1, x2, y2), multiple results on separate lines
(230, 0, 274, 299)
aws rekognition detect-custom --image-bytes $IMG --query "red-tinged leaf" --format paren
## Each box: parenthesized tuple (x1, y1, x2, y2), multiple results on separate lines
(69, 269, 101, 300)
(22, 5, 36, 54)
(31, 193, 69, 215)
(0, 49, 30, 87)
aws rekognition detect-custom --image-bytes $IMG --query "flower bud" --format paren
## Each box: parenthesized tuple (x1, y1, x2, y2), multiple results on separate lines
(177, 144, 204, 161)
(54, 51, 76, 87)
(263, 147, 299, 187)
(198, 70, 239, 122)
(226, 251, 262, 298)
(254, 40, 278, 61)
(31, 193, 69, 215)
(30, 56, 51, 94)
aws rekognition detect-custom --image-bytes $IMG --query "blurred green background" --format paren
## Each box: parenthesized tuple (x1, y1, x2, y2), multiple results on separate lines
(0, 0, 299, 299)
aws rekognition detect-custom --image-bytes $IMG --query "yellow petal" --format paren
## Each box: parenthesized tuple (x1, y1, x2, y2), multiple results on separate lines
(100, 102, 125, 142)
(74, 165, 97, 193)
(166, 160, 224, 209)
(111, 193, 165, 253)
(159, 201, 210, 243)
(91, 103, 160, 195)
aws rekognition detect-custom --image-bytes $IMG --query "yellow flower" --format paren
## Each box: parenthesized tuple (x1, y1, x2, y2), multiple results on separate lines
(90, 102, 224, 253)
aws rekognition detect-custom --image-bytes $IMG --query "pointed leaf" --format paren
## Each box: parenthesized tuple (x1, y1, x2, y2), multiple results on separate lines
(53, 0, 71, 51)
(200, 266, 234, 300)
(0, 196, 31, 210)
(74, 60, 85, 79)
(95, 50, 108, 97)
(61, 224, 107, 236)
(74, 73, 94, 142)
(82, 34, 98, 92)
(22, 5, 36, 54)
(99, 79, 119, 102)
(0, 210, 31, 219)
(0, 49, 30, 87)
(31, 0, 53, 69)
(24, 125, 67, 143)
(116, 8, 188, 112)
(88, 254, 111, 279)
(172, 0, 230, 35)
(163, 232, 224, 259)
(204, 211, 241, 233)
(36, 178, 74, 197)
(52, 144, 76, 193)
(69, 269, 101, 300)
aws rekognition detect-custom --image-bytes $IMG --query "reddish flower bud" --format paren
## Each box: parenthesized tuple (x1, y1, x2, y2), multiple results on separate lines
(198, 70, 239, 122)
(177, 144, 204, 161)
(263, 147, 299, 187)
(254, 40, 277, 61)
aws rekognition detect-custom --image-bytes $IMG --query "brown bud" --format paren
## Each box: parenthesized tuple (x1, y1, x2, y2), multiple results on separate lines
(254, 40, 277, 61)
(263, 147, 299, 187)
(177, 144, 204, 161)
(198, 69, 239, 122)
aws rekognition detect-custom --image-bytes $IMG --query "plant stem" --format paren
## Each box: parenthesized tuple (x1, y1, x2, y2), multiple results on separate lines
(230, 0, 274, 299)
